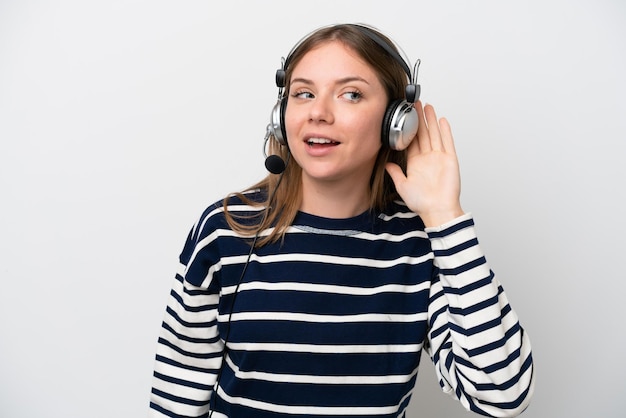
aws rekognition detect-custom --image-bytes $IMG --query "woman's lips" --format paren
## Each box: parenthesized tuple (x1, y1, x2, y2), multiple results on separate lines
(306, 137, 339, 147)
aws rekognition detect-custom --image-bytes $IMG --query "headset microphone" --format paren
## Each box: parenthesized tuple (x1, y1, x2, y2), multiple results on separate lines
(265, 154, 286, 174)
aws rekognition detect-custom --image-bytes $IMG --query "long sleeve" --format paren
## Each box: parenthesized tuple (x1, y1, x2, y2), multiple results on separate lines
(150, 212, 225, 417)
(425, 214, 534, 417)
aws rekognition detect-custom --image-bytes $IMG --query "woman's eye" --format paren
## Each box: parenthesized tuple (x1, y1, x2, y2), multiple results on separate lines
(292, 91, 314, 99)
(343, 91, 362, 101)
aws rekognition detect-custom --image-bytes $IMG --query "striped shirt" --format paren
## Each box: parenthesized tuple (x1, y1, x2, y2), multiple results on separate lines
(150, 193, 534, 417)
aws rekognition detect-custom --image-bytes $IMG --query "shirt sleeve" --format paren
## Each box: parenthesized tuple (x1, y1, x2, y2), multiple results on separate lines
(424, 213, 535, 417)
(149, 210, 224, 417)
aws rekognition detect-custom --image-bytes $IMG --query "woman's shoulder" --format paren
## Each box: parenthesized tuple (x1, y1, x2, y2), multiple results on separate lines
(185, 188, 265, 239)
(223, 188, 268, 209)
(379, 199, 421, 219)
(376, 199, 426, 231)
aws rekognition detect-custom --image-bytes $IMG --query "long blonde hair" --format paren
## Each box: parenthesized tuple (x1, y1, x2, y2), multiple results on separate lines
(224, 24, 409, 246)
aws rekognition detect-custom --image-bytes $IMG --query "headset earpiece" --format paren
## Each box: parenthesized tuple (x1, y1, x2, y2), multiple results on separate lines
(383, 99, 419, 151)
(269, 63, 289, 146)
(383, 65, 421, 151)
(270, 92, 288, 146)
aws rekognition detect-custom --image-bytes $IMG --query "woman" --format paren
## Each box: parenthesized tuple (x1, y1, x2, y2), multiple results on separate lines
(150, 24, 534, 418)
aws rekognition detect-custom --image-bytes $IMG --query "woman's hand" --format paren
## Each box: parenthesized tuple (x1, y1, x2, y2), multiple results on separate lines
(385, 102, 464, 227)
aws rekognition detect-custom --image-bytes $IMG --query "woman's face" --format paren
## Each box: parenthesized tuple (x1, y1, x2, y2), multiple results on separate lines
(285, 40, 388, 189)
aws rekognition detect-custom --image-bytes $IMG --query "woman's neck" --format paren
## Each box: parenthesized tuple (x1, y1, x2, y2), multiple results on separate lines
(299, 177, 371, 219)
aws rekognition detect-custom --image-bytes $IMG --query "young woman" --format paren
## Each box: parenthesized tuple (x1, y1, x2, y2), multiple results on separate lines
(150, 24, 534, 418)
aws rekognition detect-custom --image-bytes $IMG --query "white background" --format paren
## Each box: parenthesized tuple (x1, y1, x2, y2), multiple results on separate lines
(1, 1, 625, 417)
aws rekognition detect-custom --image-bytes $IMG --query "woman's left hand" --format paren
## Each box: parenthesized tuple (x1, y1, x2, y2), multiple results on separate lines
(385, 101, 465, 228)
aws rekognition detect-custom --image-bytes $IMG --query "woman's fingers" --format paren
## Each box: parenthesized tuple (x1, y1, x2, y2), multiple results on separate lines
(439, 116, 456, 155)
(423, 103, 443, 152)
(413, 102, 457, 157)
(415, 100, 429, 153)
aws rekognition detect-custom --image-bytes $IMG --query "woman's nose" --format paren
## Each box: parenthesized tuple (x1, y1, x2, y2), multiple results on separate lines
(308, 95, 334, 124)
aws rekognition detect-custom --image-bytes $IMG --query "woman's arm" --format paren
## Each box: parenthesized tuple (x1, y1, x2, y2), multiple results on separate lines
(150, 210, 225, 417)
(425, 214, 534, 417)
(388, 102, 534, 415)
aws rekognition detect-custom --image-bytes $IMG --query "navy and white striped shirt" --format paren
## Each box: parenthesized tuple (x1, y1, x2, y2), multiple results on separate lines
(150, 192, 534, 417)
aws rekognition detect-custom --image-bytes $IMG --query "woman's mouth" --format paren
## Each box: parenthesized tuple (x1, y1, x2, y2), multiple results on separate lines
(306, 138, 339, 147)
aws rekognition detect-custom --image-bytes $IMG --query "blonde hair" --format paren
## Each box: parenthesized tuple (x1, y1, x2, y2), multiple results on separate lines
(224, 24, 409, 246)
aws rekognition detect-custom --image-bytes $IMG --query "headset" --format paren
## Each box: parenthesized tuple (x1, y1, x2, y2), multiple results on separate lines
(268, 23, 421, 154)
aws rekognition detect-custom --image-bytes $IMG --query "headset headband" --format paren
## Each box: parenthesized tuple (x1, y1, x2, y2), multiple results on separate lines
(278, 23, 418, 100)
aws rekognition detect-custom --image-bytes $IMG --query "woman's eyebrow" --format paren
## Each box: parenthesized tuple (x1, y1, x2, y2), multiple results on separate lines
(290, 76, 371, 86)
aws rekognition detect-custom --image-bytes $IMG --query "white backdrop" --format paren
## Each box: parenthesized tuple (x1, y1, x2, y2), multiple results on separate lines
(1, 1, 625, 417)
